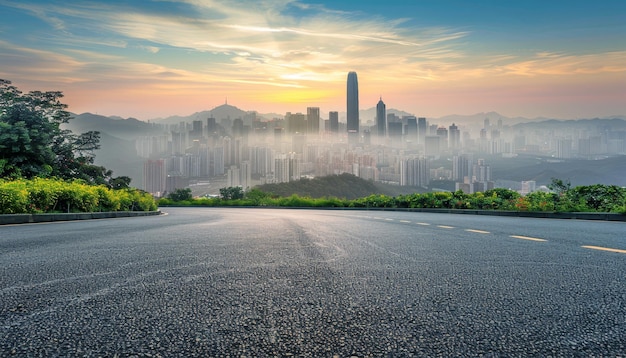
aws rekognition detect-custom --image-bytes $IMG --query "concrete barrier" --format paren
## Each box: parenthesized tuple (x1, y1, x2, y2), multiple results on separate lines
(0, 211, 162, 225)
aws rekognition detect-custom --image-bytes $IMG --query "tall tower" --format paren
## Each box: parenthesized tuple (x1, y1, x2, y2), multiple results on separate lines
(306, 107, 320, 135)
(329, 111, 339, 133)
(376, 97, 386, 137)
(346, 71, 359, 142)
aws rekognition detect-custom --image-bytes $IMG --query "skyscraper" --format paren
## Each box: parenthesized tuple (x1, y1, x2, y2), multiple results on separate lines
(448, 123, 461, 150)
(307, 107, 320, 135)
(376, 97, 386, 137)
(329, 111, 339, 133)
(346, 71, 359, 141)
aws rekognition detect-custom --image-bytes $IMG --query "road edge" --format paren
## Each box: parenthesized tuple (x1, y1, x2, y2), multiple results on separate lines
(0, 210, 162, 225)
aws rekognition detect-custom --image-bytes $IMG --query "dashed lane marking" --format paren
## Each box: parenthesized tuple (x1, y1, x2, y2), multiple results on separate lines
(465, 229, 490, 234)
(510, 235, 547, 242)
(416, 222, 430, 226)
(384, 218, 394, 221)
(437, 225, 455, 229)
(399, 220, 411, 223)
(582, 245, 626, 254)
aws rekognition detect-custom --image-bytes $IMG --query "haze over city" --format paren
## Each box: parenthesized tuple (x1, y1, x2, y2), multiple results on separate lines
(1, 0, 625, 120)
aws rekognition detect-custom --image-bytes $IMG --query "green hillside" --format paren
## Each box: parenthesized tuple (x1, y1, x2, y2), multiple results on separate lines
(254, 173, 428, 199)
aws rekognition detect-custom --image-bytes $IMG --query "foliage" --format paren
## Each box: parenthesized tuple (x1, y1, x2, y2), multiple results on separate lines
(255, 173, 389, 200)
(0, 79, 127, 187)
(219, 186, 244, 200)
(167, 188, 193, 202)
(157, 179, 625, 214)
(0, 178, 156, 214)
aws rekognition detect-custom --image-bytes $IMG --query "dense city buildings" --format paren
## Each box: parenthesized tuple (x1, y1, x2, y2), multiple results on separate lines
(134, 72, 625, 197)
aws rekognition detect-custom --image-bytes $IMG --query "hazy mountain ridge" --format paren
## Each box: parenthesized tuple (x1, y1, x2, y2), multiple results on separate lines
(511, 118, 626, 131)
(67, 113, 164, 139)
(92, 132, 144, 183)
(490, 155, 626, 187)
(150, 104, 261, 125)
(71, 102, 625, 128)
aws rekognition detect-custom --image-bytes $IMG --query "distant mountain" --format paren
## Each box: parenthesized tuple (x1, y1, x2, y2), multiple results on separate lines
(511, 118, 626, 131)
(490, 155, 626, 187)
(151, 104, 264, 125)
(67, 113, 163, 140)
(91, 132, 144, 185)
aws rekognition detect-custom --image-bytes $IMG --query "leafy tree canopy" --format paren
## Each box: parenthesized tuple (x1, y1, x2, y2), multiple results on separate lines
(220, 186, 244, 200)
(0, 80, 127, 187)
(167, 188, 193, 201)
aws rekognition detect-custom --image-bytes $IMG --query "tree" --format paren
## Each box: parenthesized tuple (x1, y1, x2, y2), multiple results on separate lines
(548, 178, 571, 195)
(167, 188, 193, 202)
(219, 186, 244, 200)
(0, 80, 125, 185)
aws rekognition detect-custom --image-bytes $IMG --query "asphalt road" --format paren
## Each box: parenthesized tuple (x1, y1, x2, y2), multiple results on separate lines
(1, 208, 624, 357)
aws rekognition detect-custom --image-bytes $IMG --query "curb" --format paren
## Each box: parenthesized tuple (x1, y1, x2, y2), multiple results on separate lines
(0, 211, 162, 225)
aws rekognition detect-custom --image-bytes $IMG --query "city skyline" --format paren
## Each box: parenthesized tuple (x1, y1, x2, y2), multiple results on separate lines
(1, 0, 625, 120)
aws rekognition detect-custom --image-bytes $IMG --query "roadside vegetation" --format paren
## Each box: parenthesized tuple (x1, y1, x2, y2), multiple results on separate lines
(0, 80, 157, 214)
(160, 178, 626, 214)
(0, 177, 156, 214)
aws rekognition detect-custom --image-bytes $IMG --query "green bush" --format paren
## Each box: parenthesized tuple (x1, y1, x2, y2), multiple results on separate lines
(0, 178, 156, 213)
(0, 181, 29, 214)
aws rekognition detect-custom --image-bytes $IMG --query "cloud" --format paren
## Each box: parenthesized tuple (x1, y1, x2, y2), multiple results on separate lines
(501, 51, 626, 77)
(1, 0, 624, 119)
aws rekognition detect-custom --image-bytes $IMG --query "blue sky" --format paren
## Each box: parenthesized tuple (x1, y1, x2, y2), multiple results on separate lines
(1, 0, 624, 120)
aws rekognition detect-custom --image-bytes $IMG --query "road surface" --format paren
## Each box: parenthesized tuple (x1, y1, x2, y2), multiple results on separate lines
(1, 208, 624, 356)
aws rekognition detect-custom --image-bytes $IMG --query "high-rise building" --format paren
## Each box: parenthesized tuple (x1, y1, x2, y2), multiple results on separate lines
(286, 112, 306, 134)
(307, 107, 320, 135)
(448, 123, 461, 150)
(376, 97, 386, 137)
(452, 154, 471, 182)
(436, 127, 448, 149)
(207, 117, 217, 134)
(329, 111, 339, 133)
(473, 158, 491, 182)
(346, 71, 359, 141)
(556, 138, 573, 159)
(143, 159, 167, 197)
(417, 117, 427, 145)
(400, 157, 430, 187)
(404, 116, 417, 144)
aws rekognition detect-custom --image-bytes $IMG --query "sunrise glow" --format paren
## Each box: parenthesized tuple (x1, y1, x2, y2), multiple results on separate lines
(1, 0, 624, 120)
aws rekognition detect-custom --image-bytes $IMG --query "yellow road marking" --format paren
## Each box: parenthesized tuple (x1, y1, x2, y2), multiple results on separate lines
(437, 225, 455, 229)
(466, 229, 490, 234)
(416, 222, 430, 226)
(510, 235, 547, 242)
(582, 245, 626, 254)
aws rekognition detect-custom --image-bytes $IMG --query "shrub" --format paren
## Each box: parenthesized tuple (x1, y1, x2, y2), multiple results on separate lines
(0, 181, 29, 214)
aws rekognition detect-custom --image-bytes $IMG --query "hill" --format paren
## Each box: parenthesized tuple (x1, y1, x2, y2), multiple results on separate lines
(490, 155, 626, 187)
(67, 113, 163, 140)
(255, 173, 428, 199)
(92, 132, 145, 185)
(151, 104, 263, 125)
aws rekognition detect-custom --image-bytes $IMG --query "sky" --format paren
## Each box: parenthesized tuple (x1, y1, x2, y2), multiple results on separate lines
(1, 0, 625, 120)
